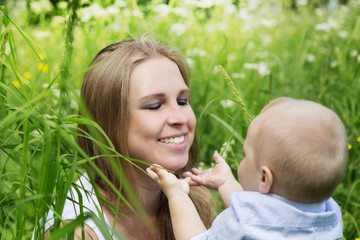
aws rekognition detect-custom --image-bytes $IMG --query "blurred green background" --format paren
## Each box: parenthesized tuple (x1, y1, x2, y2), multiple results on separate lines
(1, 0, 359, 239)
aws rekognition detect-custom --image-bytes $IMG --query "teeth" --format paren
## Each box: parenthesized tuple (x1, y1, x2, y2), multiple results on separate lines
(160, 135, 185, 144)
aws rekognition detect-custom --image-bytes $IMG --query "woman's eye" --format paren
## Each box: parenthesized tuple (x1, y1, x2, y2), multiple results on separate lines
(144, 103, 161, 110)
(177, 98, 189, 106)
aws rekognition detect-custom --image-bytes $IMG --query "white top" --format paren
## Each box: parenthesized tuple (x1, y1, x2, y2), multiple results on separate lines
(38, 173, 116, 239)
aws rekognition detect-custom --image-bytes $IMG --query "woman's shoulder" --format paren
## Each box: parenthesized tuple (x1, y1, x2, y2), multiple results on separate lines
(43, 173, 109, 240)
(62, 172, 101, 217)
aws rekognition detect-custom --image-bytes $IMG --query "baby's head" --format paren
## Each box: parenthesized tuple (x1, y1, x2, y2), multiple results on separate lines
(238, 97, 348, 203)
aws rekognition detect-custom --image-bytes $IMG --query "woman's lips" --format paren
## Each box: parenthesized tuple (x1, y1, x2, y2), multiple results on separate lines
(158, 135, 185, 144)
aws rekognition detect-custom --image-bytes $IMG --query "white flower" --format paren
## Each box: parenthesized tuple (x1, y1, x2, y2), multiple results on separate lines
(170, 23, 187, 36)
(328, 18, 340, 30)
(315, 22, 331, 32)
(257, 51, 269, 58)
(30, 0, 53, 14)
(132, 9, 144, 18)
(248, 0, 261, 11)
(238, 8, 252, 21)
(114, 0, 127, 7)
(79, 3, 107, 22)
(219, 139, 235, 160)
(339, 5, 350, 13)
(220, 99, 235, 108)
(52, 89, 61, 98)
(196, 0, 214, 8)
(330, 61, 338, 68)
(244, 63, 258, 70)
(257, 62, 270, 76)
(173, 7, 189, 17)
(186, 58, 195, 68)
(315, 8, 324, 16)
(224, 4, 236, 15)
(7, 0, 26, 18)
(350, 50, 358, 57)
(357, 55, 360, 62)
(123, 9, 131, 17)
(244, 62, 270, 76)
(187, 48, 207, 57)
(51, 16, 65, 28)
(206, 22, 228, 32)
(32, 30, 51, 39)
(108, 23, 121, 32)
(231, 72, 246, 79)
(154, 4, 171, 17)
(57, 1, 68, 10)
(214, 0, 232, 7)
(260, 34, 272, 46)
(214, 0, 236, 14)
(213, 65, 220, 73)
(297, 0, 308, 6)
(306, 54, 316, 62)
(199, 161, 205, 170)
(259, 18, 277, 28)
(106, 6, 120, 15)
(227, 53, 237, 62)
(337, 30, 348, 39)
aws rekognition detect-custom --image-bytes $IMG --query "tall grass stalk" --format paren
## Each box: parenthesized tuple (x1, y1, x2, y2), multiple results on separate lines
(218, 65, 253, 124)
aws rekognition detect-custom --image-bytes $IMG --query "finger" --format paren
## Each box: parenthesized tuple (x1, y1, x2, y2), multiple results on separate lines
(213, 151, 226, 164)
(186, 173, 206, 186)
(184, 170, 202, 180)
(183, 171, 202, 185)
(191, 167, 203, 175)
(180, 177, 191, 184)
(146, 167, 159, 181)
(182, 171, 195, 178)
(150, 164, 168, 176)
(188, 180, 201, 186)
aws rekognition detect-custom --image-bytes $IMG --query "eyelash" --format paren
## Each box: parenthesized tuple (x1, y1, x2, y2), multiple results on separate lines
(144, 103, 161, 110)
(144, 98, 189, 110)
(177, 98, 189, 106)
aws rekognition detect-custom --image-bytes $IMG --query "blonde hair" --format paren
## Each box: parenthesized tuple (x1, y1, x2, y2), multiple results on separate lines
(78, 34, 214, 239)
(253, 97, 348, 203)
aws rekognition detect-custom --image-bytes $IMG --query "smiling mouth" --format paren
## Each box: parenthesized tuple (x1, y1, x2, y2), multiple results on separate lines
(159, 135, 185, 144)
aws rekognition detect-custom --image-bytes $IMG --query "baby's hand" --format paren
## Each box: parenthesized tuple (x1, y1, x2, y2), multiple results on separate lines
(146, 165, 190, 197)
(183, 152, 233, 190)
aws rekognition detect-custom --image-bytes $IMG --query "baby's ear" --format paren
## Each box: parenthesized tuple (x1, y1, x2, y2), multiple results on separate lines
(259, 166, 273, 194)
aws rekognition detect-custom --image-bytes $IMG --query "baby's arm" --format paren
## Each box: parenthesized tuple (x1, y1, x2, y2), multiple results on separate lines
(146, 165, 206, 240)
(183, 152, 243, 208)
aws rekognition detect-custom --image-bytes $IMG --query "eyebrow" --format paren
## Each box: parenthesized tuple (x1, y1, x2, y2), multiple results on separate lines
(138, 89, 190, 102)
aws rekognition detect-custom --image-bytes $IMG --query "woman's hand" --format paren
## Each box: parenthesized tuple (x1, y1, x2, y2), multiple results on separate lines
(147, 164, 190, 197)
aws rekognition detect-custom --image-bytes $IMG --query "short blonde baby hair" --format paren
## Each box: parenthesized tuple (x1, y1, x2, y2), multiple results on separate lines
(252, 97, 348, 203)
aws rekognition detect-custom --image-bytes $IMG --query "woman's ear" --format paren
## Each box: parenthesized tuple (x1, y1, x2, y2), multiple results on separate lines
(259, 166, 273, 193)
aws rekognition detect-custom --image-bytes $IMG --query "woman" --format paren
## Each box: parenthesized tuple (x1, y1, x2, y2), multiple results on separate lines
(43, 34, 215, 239)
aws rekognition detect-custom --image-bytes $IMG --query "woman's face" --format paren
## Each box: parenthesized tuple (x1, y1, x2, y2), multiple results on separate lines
(127, 57, 196, 171)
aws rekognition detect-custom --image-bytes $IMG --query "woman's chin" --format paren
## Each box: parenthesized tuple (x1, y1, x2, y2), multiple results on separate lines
(164, 160, 188, 172)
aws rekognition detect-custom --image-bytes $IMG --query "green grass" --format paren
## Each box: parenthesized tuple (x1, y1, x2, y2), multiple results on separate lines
(1, 0, 360, 239)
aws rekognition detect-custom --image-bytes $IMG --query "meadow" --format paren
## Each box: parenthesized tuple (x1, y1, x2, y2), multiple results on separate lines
(1, 0, 360, 239)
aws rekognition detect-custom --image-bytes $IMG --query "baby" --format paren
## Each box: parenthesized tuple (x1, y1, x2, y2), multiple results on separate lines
(147, 97, 348, 240)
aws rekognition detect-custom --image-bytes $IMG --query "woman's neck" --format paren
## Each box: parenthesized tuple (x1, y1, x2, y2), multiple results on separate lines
(100, 168, 163, 239)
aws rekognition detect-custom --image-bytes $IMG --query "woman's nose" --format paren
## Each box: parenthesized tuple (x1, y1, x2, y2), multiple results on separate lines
(166, 105, 188, 125)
